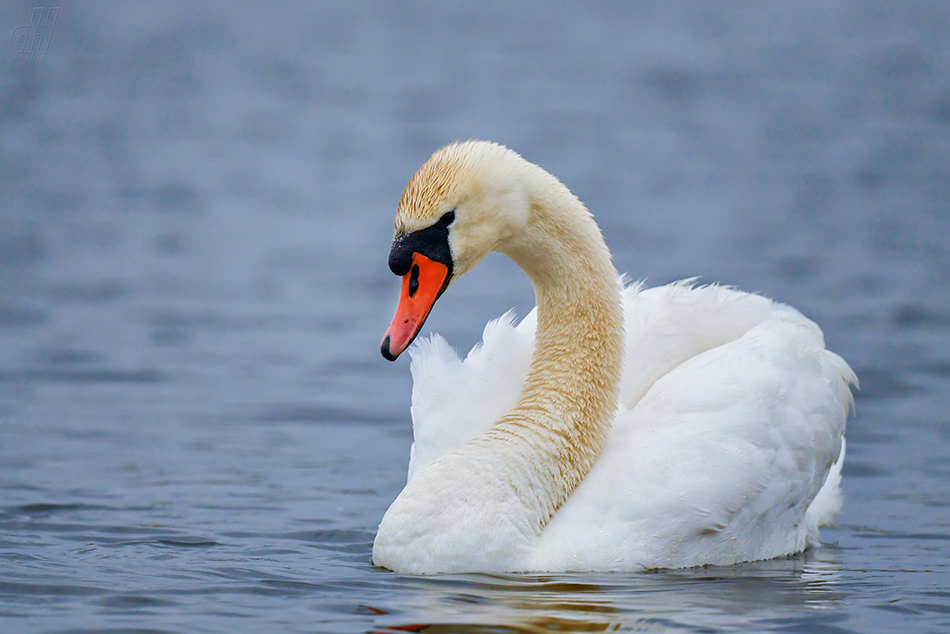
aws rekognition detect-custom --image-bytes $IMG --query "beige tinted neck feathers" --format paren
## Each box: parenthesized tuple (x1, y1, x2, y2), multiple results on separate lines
(491, 154, 624, 527)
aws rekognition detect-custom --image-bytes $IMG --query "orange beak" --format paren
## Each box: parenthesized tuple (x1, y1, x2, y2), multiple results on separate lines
(380, 253, 450, 361)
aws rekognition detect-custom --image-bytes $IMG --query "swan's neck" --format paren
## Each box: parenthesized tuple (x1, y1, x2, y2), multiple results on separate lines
(488, 168, 625, 526)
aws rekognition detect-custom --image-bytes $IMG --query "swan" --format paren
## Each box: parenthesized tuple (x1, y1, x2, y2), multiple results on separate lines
(374, 140, 857, 574)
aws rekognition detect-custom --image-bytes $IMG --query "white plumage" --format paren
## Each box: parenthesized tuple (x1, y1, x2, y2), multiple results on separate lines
(404, 281, 856, 571)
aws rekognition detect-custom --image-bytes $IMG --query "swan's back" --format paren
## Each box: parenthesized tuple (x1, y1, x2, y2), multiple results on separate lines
(408, 281, 842, 474)
(404, 281, 856, 570)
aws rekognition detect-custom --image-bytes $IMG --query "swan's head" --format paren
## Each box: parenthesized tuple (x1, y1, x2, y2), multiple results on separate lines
(381, 140, 532, 361)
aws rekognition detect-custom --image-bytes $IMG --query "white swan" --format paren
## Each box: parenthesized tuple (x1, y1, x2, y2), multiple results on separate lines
(374, 141, 857, 574)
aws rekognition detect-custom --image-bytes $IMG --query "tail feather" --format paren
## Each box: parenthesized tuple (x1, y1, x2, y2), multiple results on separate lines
(806, 437, 846, 536)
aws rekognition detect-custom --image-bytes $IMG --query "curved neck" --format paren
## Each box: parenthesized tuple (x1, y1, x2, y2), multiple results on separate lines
(373, 157, 626, 572)
(483, 167, 625, 528)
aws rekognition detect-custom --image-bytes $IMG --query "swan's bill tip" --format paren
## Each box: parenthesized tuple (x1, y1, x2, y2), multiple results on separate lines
(381, 335, 399, 361)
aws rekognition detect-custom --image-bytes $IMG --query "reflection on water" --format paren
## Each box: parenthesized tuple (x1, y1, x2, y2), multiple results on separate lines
(368, 550, 846, 633)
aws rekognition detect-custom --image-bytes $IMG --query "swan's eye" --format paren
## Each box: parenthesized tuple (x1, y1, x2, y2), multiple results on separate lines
(437, 211, 455, 227)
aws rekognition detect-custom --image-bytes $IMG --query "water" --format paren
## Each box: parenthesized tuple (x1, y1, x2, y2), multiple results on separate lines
(1, 1, 948, 632)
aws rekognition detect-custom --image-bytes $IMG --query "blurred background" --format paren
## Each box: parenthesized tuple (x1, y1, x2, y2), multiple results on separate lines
(1, 2, 948, 633)
(2, 1, 949, 416)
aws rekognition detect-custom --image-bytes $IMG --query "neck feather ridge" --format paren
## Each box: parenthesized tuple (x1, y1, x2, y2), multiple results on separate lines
(484, 168, 625, 530)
